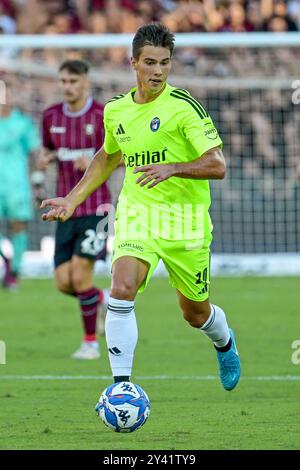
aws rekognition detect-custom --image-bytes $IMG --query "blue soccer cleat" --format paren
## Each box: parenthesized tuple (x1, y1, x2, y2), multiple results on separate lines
(216, 328, 241, 391)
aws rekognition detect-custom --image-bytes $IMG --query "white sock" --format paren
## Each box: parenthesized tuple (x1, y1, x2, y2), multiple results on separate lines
(105, 296, 138, 377)
(84, 340, 99, 349)
(200, 304, 230, 348)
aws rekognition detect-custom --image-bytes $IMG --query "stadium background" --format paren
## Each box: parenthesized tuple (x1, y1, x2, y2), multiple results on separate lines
(0, 0, 300, 265)
(0, 0, 300, 451)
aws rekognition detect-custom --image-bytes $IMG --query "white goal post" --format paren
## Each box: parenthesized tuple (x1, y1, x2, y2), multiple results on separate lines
(1, 32, 300, 48)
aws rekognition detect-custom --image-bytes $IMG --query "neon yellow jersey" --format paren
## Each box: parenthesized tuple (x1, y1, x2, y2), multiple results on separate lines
(104, 84, 223, 241)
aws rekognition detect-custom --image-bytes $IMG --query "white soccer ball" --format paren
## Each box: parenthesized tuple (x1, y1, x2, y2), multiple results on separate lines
(95, 381, 150, 433)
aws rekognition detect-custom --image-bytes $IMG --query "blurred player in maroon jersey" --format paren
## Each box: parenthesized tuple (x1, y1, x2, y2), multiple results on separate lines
(38, 60, 110, 359)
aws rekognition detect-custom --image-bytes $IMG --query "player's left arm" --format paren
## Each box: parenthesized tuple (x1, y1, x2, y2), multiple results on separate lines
(170, 146, 225, 179)
(134, 146, 225, 189)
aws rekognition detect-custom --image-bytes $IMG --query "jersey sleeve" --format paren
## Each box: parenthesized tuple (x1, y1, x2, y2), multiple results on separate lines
(180, 102, 223, 157)
(103, 105, 120, 155)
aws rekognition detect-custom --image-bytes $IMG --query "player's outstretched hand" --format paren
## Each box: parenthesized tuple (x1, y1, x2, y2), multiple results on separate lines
(40, 197, 75, 222)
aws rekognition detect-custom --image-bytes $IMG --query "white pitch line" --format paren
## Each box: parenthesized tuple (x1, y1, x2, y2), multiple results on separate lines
(0, 375, 300, 381)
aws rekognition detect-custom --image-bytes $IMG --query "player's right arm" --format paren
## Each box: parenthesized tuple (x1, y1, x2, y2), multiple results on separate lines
(32, 110, 57, 202)
(41, 146, 122, 221)
(38, 110, 57, 170)
(36, 147, 56, 171)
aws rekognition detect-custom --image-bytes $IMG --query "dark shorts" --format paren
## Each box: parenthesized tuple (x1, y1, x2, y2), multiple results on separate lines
(54, 215, 107, 268)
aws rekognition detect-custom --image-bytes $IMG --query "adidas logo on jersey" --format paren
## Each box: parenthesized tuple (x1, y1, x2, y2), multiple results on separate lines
(115, 123, 131, 142)
(116, 123, 125, 135)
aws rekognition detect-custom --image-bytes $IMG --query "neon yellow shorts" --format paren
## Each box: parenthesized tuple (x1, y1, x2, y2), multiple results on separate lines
(112, 234, 212, 301)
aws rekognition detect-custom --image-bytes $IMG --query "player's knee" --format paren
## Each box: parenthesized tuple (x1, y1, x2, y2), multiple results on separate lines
(70, 270, 87, 292)
(70, 257, 93, 292)
(55, 276, 73, 294)
(182, 307, 210, 328)
(110, 281, 137, 301)
(183, 312, 204, 328)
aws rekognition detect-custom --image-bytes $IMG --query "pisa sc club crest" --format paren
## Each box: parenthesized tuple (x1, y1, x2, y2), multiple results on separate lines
(150, 117, 160, 132)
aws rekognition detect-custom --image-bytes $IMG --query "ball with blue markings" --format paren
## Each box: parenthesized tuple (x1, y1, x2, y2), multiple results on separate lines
(95, 382, 150, 433)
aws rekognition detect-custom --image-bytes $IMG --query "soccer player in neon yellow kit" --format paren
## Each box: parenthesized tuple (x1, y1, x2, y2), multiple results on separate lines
(41, 23, 241, 391)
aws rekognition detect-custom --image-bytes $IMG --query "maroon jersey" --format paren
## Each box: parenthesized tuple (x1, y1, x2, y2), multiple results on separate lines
(42, 97, 110, 217)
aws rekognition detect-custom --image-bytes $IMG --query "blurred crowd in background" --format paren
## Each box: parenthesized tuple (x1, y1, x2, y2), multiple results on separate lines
(1, 1, 300, 77)
(0, 0, 300, 35)
(1, 0, 300, 77)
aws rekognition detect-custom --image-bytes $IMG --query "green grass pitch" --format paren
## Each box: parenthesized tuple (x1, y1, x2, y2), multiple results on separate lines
(0, 276, 299, 450)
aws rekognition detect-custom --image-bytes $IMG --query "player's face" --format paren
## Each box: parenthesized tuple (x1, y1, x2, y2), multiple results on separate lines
(132, 46, 172, 95)
(58, 70, 88, 104)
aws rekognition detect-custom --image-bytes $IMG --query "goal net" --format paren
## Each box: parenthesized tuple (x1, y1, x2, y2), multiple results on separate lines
(0, 33, 299, 276)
